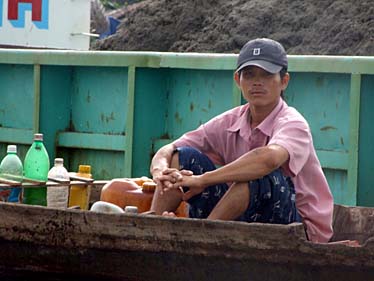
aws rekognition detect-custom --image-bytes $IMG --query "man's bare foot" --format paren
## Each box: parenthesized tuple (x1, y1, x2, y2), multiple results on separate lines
(328, 240, 361, 247)
(140, 210, 156, 216)
(162, 211, 177, 217)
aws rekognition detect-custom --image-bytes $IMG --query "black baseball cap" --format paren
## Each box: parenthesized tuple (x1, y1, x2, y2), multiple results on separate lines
(236, 38, 288, 74)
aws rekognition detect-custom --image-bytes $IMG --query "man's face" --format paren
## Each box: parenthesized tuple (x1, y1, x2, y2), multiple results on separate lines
(234, 65, 289, 108)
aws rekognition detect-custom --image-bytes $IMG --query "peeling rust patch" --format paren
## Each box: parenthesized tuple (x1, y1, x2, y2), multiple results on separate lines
(159, 133, 170, 139)
(174, 112, 182, 124)
(100, 112, 115, 123)
(106, 112, 115, 123)
(320, 126, 337, 131)
(190, 103, 194, 112)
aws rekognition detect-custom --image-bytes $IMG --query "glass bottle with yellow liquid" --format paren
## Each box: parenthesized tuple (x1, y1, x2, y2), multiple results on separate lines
(68, 165, 92, 210)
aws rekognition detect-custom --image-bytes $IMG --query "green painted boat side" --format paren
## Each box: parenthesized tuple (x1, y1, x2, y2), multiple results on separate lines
(1, 49, 374, 206)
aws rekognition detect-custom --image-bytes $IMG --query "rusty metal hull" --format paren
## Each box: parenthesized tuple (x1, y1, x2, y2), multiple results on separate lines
(0, 202, 373, 281)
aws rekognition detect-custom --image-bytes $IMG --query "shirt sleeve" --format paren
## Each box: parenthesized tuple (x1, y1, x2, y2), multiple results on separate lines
(268, 119, 312, 176)
(172, 116, 225, 165)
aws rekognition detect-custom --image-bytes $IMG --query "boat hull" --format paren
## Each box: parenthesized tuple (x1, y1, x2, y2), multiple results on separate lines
(0, 202, 373, 281)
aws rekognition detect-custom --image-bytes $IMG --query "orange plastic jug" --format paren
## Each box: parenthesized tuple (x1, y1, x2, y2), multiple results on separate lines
(100, 177, 188, 217)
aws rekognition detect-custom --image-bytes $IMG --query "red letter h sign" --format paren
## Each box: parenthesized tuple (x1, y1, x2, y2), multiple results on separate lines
(8, 0, 42, 21)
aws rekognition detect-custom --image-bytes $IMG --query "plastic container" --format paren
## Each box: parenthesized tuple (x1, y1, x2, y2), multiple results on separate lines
(124, 206, 138, 214)
(100, 178, 188, 217)
(68, 165, 92, 210)
(0, 145, 23, 202)
(23, 133, 50, 206)
(90, 201, 125, 214)
(100, 178, 147, 211)
(47, 158, 70, 209)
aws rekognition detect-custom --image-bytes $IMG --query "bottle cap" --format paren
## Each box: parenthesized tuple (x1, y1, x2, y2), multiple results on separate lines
(78, 165, 91, 174)
(124, 206, 138, 214)
(34, 133, 43, 141)
(54, 158, 64, 165)
(7, 145, 17, 153)
(142, 181, 157, 192)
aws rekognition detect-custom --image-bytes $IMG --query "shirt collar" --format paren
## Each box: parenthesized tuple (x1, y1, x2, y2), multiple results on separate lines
(256, 99, 285, 136)
(227, 104, 250, 135)
(227, 99, 286, 137)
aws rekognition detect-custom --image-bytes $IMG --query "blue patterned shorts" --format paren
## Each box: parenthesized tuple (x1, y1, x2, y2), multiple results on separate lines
(177, 146, 301, 224)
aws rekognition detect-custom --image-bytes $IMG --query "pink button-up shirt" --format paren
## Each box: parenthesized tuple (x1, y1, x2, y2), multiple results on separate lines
(173, 99, 334, 243)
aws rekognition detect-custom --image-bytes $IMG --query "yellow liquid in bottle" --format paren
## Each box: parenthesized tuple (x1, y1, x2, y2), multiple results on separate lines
(68, 165, 92, 210)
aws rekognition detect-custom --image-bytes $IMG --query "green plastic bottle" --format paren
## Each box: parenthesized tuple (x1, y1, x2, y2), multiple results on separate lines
(23, 133, 50, 206)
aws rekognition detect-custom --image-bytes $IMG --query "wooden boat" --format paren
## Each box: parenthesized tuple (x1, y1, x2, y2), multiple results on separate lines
(0, 192, 374, 281)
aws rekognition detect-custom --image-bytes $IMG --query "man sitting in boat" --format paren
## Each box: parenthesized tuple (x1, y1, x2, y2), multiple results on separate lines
(149, 38, 334, 243)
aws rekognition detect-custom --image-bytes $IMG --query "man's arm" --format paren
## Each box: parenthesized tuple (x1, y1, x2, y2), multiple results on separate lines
(201, 144, 289, 186)
(150, 143, 176, 178)
(164, 144, 289, 200)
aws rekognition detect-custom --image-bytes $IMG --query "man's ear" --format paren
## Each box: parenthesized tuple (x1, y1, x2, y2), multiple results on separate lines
(281, 72, 290, 91)
(234, 71, 240, 87)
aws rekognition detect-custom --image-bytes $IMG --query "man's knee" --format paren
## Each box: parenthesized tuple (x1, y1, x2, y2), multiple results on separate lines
(176, 146, 216, 173)
(227, 181, 250, 198)
(207, 181, 250, 220)
(226, 182, 251, 212)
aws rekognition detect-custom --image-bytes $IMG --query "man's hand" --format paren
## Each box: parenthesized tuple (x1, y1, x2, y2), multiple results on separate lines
(159, 170, 206, 201)
(178, 174, 206, 201)
(153, 168, 192, 195)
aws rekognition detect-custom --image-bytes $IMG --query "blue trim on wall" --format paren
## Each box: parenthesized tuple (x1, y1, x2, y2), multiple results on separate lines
(0, 0, 3, 27)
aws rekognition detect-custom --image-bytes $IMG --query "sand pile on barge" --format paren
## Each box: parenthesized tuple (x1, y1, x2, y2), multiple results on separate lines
(92, 0, 374, 55)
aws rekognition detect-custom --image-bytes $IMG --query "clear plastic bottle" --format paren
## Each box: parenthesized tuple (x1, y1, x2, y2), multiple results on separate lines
(47, 158, 70, 209)
(0, 145, 23, 202)
(68, 165, 92, 210)
(23, 133, 50, 206)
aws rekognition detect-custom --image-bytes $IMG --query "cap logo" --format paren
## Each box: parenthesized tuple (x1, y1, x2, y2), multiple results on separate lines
(253, 48, 260, 55)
